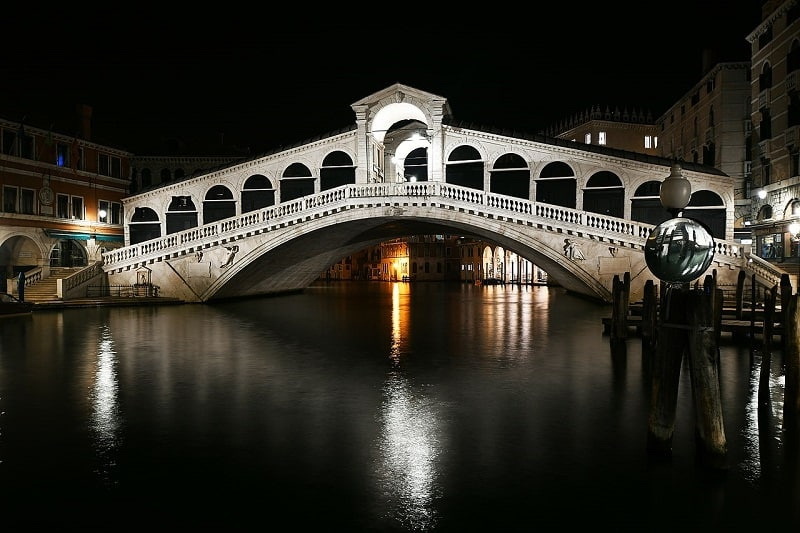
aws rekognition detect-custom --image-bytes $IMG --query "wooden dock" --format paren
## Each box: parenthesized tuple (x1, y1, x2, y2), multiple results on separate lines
(602, 269, 792, 345)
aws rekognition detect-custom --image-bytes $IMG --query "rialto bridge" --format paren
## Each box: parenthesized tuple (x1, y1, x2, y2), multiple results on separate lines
(100, 84, 784, 303)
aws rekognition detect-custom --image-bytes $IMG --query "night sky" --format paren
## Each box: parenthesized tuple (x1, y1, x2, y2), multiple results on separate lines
(2, 2, 763, 156)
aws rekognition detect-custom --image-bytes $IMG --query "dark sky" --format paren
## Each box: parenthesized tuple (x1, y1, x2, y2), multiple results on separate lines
(2, 2, 763, 156)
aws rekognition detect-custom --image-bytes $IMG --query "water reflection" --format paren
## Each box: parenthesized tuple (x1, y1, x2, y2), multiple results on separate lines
(376, 281, 442, 530)
(89, 324, 120, 486)
(742, 349, 786, 485)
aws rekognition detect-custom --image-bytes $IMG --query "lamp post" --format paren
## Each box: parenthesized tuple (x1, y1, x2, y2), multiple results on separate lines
(790, 221, 800, 239)
(790, 221, 800, 258)
(645, 163, 727, 468)
(645, 163, 715, 285)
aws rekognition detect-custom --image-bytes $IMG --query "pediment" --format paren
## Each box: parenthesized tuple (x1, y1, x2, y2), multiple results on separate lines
(351, 83, 451, 116)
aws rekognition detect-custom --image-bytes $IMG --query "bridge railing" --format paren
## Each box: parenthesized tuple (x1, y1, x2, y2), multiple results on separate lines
(103, 182, 747, 271)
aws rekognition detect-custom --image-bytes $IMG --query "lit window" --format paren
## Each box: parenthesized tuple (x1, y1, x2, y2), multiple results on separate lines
(598, 132, 606, 145)
(645, 136, 653, 149)
(584, 133, 591, 144)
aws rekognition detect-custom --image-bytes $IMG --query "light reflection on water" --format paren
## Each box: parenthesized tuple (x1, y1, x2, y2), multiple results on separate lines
(377, 371, 443, 531)
(0, 282, 798, 529)
(89, 325, 121, 486)
(377, 281, 442, 531)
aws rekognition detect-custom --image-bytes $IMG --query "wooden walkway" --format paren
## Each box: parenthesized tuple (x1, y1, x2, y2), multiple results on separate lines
(602, 269, 793, 344)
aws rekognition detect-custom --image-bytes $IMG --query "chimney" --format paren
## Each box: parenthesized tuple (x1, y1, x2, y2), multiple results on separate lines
(77, 104, 92, 141)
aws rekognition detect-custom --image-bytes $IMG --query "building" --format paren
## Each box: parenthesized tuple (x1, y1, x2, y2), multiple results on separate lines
(550, 58, 753, 245)
(655, 60, 752, 243)
(747, 0, 800, 271)
(0, 105, 130, 292)
(548, 105, 660, 156)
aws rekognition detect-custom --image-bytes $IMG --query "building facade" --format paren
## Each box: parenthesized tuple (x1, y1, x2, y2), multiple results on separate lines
(549, 105, 660, 156)
(0, 107, 130, 291)
(747, 0, 800, 270)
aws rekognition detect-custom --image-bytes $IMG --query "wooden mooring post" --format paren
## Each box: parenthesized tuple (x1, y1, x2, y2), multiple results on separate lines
(610, 273, 630, 342)
(647, 276, 728, 469)
(641, 279, 658, 352)
(785, 294, 800, 433)
(759, 286, 777, 408)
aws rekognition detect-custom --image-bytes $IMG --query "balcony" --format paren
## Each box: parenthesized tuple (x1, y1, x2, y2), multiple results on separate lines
(758, 139, 771, 158)
(786, 126, 798, 148)
(787, 71, 798, 93)
(758, 89, 770, 110)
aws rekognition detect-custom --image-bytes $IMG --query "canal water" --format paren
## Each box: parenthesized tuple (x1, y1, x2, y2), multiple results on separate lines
(0, 282, 797, 531)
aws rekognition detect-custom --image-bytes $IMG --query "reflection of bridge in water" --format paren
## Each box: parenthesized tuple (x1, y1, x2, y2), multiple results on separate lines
(102, 84, 787, 303)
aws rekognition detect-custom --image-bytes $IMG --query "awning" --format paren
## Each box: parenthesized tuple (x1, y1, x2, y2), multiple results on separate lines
(43, 230, 123, 242)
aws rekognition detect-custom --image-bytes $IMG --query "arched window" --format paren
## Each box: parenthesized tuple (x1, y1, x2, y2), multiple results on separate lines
(759, 62, 773, 92)
(129, 207, 161, 245)
(166, 196, 198, 234)
(535, 161, 576, 208)
(631, 181, 671, 226)
(583, 171, 623, 218)
(403, 147, 428, 182)
(242, 174, 275, 213)
(203, 185, 235, 224)
(686, 190, 726, 239)
(280, 163, 314, 202)
(320, 151, 356, 190)
(446, 145, 484, 190)
(490, 153, 529, 199)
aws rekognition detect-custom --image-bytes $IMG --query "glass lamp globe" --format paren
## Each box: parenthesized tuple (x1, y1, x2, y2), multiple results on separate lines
(645, 217, 715, 283)
(659, 163, 692, 214)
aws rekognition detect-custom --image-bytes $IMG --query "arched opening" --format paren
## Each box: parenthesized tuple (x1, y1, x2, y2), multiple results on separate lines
(446, 145, 484, 190)
(0, 235, 41, 290)
(536, 161, 576, 208)
(490, 153, 529, 199)
(630, 180, 671, 226)
(203, 185, 236, 224)
(129, 207, 161, 245)
(242, 174, 275, 213)
(685, 190, 726, 239)
(320, 151, 356, 190)
(280, 163, 314, 202)
(49, 239, 87, 268)
(166, 196, 199, 234)
(583, 171, 623, 218)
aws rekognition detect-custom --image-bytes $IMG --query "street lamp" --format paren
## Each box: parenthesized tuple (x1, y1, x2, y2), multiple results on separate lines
(659, 163, 692, 218)
(789, 221, 800, 239)
(645, 163, 715, 284)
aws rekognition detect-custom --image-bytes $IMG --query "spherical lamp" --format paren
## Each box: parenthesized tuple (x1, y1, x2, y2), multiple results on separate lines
(645, 217, 716, 283)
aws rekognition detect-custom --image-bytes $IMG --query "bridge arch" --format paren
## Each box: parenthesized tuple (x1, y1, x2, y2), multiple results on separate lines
(320, 150, 356, 190)
(445, 144, 486, 190)
(203, 184, 236, 224)
(129, 206, 161, 245)
(489, 152, 530, 199)
(165, 195, 199, 234)
(631, 180, 668, 226)
(369, 101, 430, 143)
(583, 170, 624, 218)
(178, 203, 611, 303)
(1, 233, 48, 276)
(241, 174, 276, 213)
(280, 162, 315, 202)
(535, 161, 577, 209)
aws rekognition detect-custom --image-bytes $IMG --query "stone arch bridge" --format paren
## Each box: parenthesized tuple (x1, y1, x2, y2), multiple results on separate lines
(100, 84, 786, 303)
(102, 181, 761, 304)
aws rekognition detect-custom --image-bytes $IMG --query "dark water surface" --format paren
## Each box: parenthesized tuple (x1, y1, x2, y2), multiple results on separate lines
(1, 282, 798, 531)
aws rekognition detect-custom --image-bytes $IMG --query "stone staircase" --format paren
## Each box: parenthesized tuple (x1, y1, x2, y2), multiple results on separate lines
(21, 267, 83, 303)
